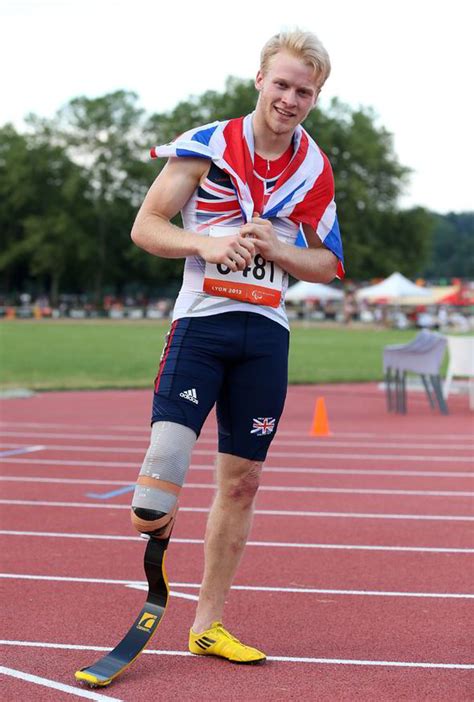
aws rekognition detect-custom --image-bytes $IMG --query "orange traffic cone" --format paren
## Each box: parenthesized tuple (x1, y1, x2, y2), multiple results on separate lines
(310, 397, 331, 437)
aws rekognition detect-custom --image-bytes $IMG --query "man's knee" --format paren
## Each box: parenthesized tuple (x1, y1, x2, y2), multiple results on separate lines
(131, 421, 196, 538)
(221, 460, 262, 504)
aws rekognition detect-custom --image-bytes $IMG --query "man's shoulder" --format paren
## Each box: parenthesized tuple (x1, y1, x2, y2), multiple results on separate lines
(179, 118, 230, 143)
(298, 127, 334, 180)
(301, 126, 329, 158)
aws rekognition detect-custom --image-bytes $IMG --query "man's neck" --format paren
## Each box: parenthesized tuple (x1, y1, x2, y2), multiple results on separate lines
(252, 113, 295, 160)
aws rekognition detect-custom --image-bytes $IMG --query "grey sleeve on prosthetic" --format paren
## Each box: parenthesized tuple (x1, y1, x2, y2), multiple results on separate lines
(132, 421, 197, 514)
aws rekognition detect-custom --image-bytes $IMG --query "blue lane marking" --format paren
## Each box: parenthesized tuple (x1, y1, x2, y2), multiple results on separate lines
(0, 447, 41, 458)
(86, 485, 134, 500)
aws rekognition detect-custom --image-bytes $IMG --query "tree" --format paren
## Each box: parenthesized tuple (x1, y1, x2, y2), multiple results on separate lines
(30, 91, 156, 302)
(0, 125, 33, 293)
(423, 212, 474, 279)
(1, 80, 442, 300)
(146, 77, 258, 143)
(303, 99, 434, 278)
(0, 124, 90, 303)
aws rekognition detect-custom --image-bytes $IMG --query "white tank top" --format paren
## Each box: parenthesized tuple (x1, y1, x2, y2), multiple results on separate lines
(171, 162, 300, 330)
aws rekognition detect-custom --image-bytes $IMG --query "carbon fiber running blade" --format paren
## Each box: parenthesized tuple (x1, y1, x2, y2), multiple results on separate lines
(75, 537, 169, 687)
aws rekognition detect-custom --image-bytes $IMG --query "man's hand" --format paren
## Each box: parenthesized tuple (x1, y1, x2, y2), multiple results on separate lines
(198, 233, 255, 272)
(240, 215, 284, 262)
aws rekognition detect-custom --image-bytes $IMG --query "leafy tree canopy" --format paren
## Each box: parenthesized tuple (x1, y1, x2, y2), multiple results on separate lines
(422, 212, 474, 280)
(1, 79, 467, 302)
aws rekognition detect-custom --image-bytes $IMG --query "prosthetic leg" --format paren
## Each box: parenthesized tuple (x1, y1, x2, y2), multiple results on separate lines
(74, 534, 170, 687)
(75, 422, 196, 687)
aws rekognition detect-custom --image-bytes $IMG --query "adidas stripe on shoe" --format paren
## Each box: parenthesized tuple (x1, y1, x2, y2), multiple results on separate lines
(189, 621, 266, 664)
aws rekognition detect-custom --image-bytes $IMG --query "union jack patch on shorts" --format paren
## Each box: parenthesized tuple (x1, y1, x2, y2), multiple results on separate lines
(251, 418, 275, 436)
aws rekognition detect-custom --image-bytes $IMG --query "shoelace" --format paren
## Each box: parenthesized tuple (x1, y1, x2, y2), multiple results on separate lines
(213, 623, 239, 643)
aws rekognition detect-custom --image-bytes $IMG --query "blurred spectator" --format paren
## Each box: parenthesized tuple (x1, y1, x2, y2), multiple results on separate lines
(437, 306, 449, 330)
(343, 291, 357, 324)
(416, 310, 436, 329)
(450, 312, 470, 332)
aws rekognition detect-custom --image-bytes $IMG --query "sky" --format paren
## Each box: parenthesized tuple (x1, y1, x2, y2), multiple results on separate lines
(1, 0, 473, 213)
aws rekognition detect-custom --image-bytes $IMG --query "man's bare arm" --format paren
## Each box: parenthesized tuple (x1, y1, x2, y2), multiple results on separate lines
(131, 158, 254, 271)
(240, 218, 339, 284)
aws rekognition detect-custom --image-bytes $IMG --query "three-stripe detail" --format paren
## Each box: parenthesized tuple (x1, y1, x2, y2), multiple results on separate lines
(194, 635, 216, 651)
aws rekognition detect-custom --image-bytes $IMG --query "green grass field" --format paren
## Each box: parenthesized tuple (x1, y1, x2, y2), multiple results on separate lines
(0, 320, 420, 391)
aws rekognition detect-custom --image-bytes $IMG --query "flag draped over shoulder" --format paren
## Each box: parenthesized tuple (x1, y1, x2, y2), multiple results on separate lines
(151, 113, 344, 277)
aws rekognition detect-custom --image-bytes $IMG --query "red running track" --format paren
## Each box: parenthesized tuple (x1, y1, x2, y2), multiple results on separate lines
(1, 383, 473, 701)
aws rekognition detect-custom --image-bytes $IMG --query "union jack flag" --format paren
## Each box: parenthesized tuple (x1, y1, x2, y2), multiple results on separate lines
(251, 417, 276, 436)
(150, 113, 344, 278)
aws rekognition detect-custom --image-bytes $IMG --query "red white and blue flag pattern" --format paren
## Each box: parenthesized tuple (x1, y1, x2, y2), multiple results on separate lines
(151, 114, 344, 277)
(194, 162, 243, 231)
(251, 417, 276, 436)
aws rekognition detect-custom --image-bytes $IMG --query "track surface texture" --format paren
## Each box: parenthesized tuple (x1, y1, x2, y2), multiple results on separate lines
(1, 383, 473, 701)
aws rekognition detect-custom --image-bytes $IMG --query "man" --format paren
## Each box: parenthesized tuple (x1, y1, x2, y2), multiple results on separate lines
(130, 29, 344, 664)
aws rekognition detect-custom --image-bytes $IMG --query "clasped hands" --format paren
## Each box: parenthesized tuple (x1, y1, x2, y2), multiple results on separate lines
(201, 215, 282, 273)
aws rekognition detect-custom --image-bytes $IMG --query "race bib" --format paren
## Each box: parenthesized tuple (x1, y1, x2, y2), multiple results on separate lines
(203, 226, 283, 308)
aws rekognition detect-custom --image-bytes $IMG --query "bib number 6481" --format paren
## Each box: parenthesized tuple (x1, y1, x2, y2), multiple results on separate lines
(217, 254, 276, 283)
(203, 226, 283, 308)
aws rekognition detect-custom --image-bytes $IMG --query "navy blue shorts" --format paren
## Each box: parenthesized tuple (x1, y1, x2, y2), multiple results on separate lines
(151, 312, 289, 461)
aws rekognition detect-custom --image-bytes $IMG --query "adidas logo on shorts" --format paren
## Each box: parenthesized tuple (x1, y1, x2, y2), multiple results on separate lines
(179, 388, 199, 404)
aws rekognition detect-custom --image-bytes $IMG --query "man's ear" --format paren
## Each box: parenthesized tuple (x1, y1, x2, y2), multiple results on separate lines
(312, 86, 322, 108)
(255, 69, 264, 91)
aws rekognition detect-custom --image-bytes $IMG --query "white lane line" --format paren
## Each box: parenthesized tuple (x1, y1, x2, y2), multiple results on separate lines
(123, 584, 199, 600)
(0, 432, 145, 441)
(168, 590, 199, 601)
(1, 443, 472, 462)
(2, 572, 472, 599)
(0, 423, 147, 431)
(0, 665, 122, 701)
(212, 449, 462, 464)
(0, 531, 472, 553)
(0, 431, 145, 440)
(127, 583, 474, 600)
(1, 457, 135, 468)
(0, 476, 135, 485)
(0, 477, 474, 503)
(3, 421, 474, 440)
(267, 440, 474, 450)
(2, 499, 474, 522)
(2, 430, 473, 451)
(2, 458, 473, 478)
(0, 476, 474, 497)
(0, 498, 130, 509)
(255, 486, 474, 497)
(2, 457, 472, 480)
(266, 655, 474, 668)
(0, 642, 472, 670)
(316, 430, 474, 441)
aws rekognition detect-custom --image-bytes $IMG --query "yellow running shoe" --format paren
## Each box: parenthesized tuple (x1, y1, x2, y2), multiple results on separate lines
(189, 621, 266, 664)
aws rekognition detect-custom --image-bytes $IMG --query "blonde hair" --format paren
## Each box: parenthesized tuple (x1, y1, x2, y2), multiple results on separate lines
(260, 29, 331, 88)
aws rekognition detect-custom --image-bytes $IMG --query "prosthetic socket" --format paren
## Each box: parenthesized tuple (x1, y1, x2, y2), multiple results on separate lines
(131, 422, 196, 539)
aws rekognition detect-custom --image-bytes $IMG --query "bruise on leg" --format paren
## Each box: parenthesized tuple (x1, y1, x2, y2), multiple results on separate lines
(218, 458, 263, 507)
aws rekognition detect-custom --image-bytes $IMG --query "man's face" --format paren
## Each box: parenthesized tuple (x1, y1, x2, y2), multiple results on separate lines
(254, 50, 321, 137)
